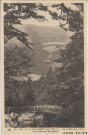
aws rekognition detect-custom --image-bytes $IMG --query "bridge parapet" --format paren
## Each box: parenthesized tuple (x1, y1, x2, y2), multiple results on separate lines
(5, 105, 62, 114)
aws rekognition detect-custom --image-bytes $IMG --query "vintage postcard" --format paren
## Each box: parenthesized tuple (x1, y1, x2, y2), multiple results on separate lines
(1, 0, 88, 134)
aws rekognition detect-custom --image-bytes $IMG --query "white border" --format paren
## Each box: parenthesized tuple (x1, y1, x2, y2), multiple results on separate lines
(0, 0, 88, 134)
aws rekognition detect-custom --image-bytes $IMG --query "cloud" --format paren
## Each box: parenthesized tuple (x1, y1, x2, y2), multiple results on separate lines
(28, 73, 41, 81)
(10, 75, 28, 81)
(52, 62, 63, 69)
(44, 59, 51, 63)
(43, 46, 58, 52)
(42, 41, 68, 46)
(44, 54, 54, 63)
(47, 55, 53, 59)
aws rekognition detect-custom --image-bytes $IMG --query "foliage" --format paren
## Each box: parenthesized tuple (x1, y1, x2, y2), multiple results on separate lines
(4, 3, 47, 47)
(5, 79, 35, 107)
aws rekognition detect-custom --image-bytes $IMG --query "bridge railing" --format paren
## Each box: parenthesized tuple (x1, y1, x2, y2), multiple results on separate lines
(5, 105, 62, 114)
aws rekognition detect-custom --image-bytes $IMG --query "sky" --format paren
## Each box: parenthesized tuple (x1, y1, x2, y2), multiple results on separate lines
(7, 3, 77, 81)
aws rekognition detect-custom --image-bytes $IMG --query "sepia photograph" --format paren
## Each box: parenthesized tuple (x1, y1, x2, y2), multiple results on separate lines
(1, 0, 87, 132)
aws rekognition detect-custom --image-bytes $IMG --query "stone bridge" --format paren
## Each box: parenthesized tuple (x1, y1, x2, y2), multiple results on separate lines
(5, 105, 62, 115)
